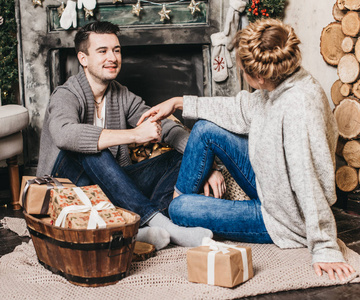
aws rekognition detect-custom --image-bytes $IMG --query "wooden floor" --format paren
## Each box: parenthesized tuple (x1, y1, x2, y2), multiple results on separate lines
(0, 187, 360, 299)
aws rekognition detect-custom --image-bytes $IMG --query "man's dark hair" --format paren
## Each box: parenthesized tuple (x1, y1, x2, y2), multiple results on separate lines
(74, 21, 120, 54)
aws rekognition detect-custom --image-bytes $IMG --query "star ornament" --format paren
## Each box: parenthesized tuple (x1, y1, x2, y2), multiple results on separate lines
(132, 0, 143, 17)
(159, 4, 171, 22)
(188, 0, 201, 15)
(84, 8, 94, 19)
(32, 0, 43, 7)
(57, 2, 65, 18)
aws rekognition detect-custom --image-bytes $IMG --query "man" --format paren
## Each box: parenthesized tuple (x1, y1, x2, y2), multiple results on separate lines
(37, 21, 224, 250)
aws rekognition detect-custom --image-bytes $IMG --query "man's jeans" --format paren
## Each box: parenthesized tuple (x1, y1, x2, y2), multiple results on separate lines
(52, 149, 182, 226)
(169, 120, 273, 243)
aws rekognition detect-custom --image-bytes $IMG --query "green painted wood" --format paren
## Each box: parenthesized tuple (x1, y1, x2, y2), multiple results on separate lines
(49, 3, 208, 31)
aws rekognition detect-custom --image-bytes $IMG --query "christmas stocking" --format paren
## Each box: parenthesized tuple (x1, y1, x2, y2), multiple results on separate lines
(211, 32, 233, 82)
(224, 0, 247, 51)
(60, 0, 77, 30)
(77, 0, 97, 10)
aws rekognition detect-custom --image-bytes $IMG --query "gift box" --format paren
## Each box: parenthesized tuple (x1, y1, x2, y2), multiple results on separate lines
(187, 238, 254, 288)
(49, 184, 126, 229)
(19, 175, 76, 215)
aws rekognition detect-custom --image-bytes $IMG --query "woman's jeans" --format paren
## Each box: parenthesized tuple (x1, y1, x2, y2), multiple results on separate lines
(169, 120, 273, 243)
(52, 149, 182, 226)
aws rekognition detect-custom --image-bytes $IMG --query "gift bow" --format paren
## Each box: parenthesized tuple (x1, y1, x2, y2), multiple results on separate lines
(55, 187, 115, 230)
(202, 237, 249, 285)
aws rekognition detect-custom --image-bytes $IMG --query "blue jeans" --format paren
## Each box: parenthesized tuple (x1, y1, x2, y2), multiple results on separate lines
(52, 149, 182, 226)
(169, 120, 273, 243)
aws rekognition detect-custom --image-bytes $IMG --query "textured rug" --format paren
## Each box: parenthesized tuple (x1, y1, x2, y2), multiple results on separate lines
(0, 217, 359, 299)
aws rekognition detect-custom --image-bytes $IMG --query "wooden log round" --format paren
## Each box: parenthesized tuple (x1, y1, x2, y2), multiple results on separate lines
(334, 98, 360, 139)
(343, 140, 360, 167)
(331, 79, 346, 105)
(342, 36, 356, 53)
(337, 54, 360, 83)
(333, 3, 347, 22)
(335, 165, 359, 192)
(338, 0, 346, 10)
(340, 83, 353, 96)
(342, 11, 360, 37)
(344, 0, 360, 10)
(132, 241, 156, 262)
(320, 22, 346, 66)
(353, 79, 360, 98)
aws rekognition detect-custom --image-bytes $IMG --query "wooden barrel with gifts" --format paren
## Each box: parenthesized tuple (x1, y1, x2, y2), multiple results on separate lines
(23, 208, 140, 287)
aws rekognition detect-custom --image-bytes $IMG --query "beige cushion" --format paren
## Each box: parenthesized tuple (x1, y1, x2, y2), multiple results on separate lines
(0, 132, 23, 161)
(0, 105, 29, 138)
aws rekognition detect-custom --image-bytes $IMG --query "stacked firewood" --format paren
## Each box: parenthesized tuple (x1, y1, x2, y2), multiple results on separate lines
(321, 0, 360, 192)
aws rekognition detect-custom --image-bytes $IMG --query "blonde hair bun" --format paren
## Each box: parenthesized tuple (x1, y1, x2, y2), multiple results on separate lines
(234, 18, 301, 83)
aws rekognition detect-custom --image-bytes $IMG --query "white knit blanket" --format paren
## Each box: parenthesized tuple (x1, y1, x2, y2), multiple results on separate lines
(0, 217, 359, 299)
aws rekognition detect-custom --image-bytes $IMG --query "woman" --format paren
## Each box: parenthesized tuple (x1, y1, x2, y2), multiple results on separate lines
(137, 19, 355, 280)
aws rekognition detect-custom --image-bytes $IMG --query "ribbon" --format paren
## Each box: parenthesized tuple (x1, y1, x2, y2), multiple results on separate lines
(202, 237, 249, 285)
(55, 187, 115, 230)
(22, 175, 66, 214)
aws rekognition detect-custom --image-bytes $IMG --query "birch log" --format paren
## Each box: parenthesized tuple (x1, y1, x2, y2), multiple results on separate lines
(331, 79, 346, 105)
(337, 54, 360, 83)
(320, 22, 346, 66)
(336, 165, 359, 192)
(334, 98, 360, 139)
(343, 140, 360, 167)
(342, 11, 360, 37)
(344, 0, 360, 10)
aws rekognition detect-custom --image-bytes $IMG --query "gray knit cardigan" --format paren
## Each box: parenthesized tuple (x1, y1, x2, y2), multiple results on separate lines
(37, 67, 189, 176)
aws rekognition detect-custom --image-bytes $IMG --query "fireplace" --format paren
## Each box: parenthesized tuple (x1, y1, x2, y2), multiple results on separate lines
(16, 0, 234, 170)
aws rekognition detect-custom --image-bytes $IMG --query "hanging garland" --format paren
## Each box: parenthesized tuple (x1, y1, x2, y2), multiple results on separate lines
(246, 0, 285, 23)
(0, 0, 18, 105)
(34, 0, 203, 28)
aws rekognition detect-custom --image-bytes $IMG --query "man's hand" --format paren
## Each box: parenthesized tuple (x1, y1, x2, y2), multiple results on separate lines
(137, 97, 184, 126)
(204, 169, 226, 199)
(133, 118, 162, 144)
(313, 262, 355, 281)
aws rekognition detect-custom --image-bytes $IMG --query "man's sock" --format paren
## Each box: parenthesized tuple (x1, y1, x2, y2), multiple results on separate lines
(136, 226, 170, 250)
(148, 213, 213, 247)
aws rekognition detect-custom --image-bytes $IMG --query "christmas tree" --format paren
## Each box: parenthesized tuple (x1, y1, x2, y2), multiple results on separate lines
(0, 0, 18, 105)
(246, 0, 286, 23)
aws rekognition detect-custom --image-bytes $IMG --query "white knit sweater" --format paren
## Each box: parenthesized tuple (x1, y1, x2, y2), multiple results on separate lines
(183, 68, 345, 264)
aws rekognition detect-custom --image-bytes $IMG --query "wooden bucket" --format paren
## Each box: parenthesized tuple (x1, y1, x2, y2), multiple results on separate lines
(24, 209, 140, 287)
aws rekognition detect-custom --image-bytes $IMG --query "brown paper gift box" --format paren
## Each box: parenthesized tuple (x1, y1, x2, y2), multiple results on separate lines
(19, 176, 76, 215)
(187, 245, 254, 288)
(49, 184, 126, 229)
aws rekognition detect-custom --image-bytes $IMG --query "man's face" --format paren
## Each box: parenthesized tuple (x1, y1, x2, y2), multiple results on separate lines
(78, 33, 122, 84)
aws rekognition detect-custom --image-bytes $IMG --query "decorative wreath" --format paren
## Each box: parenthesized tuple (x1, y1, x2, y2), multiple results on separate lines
(246, 0, 286, 23)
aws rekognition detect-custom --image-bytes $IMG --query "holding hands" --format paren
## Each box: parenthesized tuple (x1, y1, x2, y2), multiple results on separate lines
(137, 97, 184, 126)
(133, 117, 162, 144)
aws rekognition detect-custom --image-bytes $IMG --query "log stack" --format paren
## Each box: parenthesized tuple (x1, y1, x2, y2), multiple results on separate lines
(321, 0, 360, 192)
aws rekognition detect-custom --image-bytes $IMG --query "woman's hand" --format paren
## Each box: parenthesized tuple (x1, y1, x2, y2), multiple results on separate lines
(313, 262, 355, 281)
(204, 169, 226, 199)
(137, 97, 184, 126)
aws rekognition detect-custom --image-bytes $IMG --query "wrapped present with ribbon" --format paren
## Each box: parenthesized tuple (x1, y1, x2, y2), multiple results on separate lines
(19, 175, 76, 215)
(49, 185, 126, 229)
(187, 237, 254, 288)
